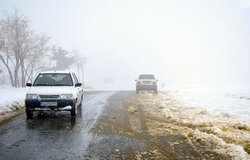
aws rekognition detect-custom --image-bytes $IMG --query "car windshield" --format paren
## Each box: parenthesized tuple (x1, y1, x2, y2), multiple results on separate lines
(33, 73, 73, 86)
(139, 75, 155, 79)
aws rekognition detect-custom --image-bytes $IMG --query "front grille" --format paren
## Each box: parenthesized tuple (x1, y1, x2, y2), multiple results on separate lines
(142, 81, 152, 85)
(39, 95, 59, 99)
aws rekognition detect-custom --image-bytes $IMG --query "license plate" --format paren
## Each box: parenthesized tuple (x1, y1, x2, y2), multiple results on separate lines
(143, 81, 151, 85)
(40, 102, 57, 106)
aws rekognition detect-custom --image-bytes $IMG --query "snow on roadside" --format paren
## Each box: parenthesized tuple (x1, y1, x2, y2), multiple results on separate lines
(0, 86, 27, 114)
(189, 129, 248, 160)
(139, 92, 250, 159)
(166, 83, 250, 122)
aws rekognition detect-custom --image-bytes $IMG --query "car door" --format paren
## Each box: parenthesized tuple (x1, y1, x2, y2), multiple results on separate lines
(72, 73, 82, 104)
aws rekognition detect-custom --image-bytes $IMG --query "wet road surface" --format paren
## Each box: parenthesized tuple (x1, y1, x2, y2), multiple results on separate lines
(0, 91, 115, 160)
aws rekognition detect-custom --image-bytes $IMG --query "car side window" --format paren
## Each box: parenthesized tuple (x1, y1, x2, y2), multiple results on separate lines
(72, 73, 79, 84)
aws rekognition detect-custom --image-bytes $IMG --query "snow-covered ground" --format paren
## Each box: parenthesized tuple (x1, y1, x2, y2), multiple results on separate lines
(166, 83, 250, 122)
(139, 92, 250, 159)
(0, 86, 27, 114)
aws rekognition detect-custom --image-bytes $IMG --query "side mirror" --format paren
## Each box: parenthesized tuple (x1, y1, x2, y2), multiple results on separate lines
(26, 83, 32, 87)
(135, 79, 137, 81)
(75, 83, 82, 87)
(156, 79, 159, 81)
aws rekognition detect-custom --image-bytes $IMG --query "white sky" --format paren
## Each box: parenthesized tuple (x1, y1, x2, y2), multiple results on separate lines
(0, 0, 250, 90)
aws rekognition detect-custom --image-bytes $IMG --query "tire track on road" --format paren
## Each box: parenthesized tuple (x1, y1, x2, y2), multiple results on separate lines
(121, 97, 180, 160)
(136, 104, 148, 133)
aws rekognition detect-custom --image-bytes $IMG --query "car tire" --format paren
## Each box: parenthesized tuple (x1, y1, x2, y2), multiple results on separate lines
(71, 107, 76, 117)
(154, 89, 158, 94)
(71, 103, 77, 117)
(136, 89, 139, 94)
(79, 95, 83, 107)
(26, 110, 33, 119)
(78, 96, 82, 113)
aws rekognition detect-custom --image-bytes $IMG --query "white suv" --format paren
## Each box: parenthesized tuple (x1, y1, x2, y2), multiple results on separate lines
(25, 71, 83, 119)
(135, 74, 158, 94)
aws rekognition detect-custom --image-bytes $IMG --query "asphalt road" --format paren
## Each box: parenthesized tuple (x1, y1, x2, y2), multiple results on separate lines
(0, 91, 228, 160)
(0, 91, 116, 160)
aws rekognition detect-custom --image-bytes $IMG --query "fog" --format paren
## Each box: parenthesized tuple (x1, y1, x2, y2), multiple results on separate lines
(1, 0, 250, 90)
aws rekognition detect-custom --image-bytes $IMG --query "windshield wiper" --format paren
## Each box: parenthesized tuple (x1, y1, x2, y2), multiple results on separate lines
(53, 84, 72, 86)
(33, 83, 52, 86)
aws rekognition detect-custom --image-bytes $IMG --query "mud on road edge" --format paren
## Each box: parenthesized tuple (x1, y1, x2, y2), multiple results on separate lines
(0, 106, 25, 125)
(86, 91, 229, 160)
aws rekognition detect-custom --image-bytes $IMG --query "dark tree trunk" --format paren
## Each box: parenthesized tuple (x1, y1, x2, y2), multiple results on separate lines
(20, 59, 26, 87)
(0, 56, 14, 87)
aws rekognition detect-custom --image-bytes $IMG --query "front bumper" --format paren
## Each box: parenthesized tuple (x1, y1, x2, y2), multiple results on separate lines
(25, 99, 76, 111)
(136, 85, 157, 91)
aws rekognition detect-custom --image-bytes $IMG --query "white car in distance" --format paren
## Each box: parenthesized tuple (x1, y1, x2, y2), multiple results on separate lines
(25, 71, 83, 119)
(135, 74, 158, 94)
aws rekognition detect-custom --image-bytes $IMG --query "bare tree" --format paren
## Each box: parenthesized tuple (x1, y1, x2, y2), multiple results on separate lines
(0, 62, 7, 85)
(0, 10, 49, 87)
(0, 25, 16, 86)
(23, 34, 50, 82)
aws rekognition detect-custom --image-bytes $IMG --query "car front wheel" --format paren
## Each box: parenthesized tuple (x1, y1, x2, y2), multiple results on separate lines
(79, 95, 83, 107)
(70, 103, 77, 117)
(26, 110, 33, 119)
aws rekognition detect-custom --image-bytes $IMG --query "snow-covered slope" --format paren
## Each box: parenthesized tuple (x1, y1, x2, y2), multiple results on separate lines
(0, 86, 27, 114)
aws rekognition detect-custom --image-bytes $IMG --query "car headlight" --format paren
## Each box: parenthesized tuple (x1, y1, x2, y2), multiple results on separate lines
(60, 94, 73, 99)
(26, 94, 38, 99)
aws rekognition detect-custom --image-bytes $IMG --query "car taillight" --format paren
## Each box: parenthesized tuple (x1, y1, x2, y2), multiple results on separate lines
(153, 81, 157, 85)
(137, 81, 141, 85)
